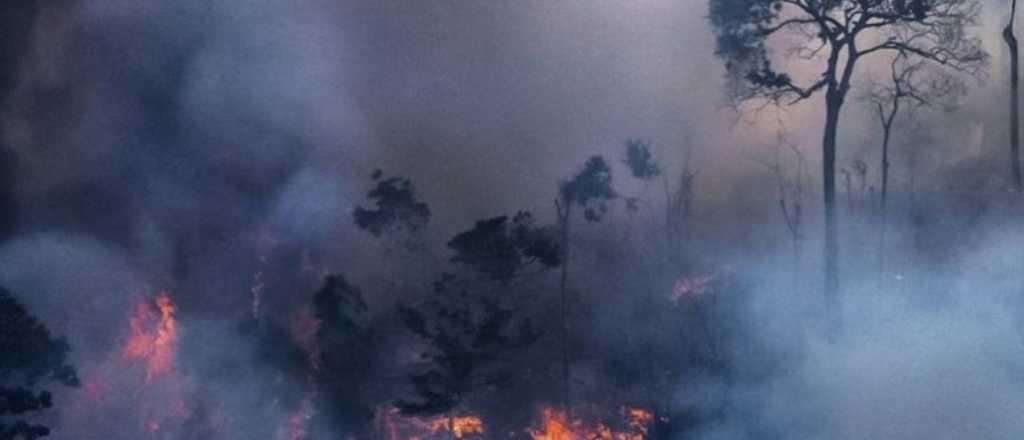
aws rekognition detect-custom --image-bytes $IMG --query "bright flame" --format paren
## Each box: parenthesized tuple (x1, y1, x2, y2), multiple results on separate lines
(527, 406, 654, 440)
(122, 292, 178, 382)
(527, 408, 575, 440)
(377, 406, 485, 439)
(624, 407, 654, 437)
(429, 415, 486, 438)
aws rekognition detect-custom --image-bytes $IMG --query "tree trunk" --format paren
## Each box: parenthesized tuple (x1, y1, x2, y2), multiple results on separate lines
(556, 200, 572, 414)
(823, 90, 842, 321)
(880, 124, 892, 210)
(878, 110, 894, 293)
(1006, 0, 1021, 191)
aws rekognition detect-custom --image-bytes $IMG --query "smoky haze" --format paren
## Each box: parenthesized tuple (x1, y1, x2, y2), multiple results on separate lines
(2, 1, 1024, 439)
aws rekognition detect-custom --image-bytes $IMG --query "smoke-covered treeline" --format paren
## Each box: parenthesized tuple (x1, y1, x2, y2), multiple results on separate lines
(4, 1, 1024, 439)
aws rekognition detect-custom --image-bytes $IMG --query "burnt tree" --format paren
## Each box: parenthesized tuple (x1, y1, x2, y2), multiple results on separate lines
(1006, 0, 1021, 191)
(708, 0, 986, 318)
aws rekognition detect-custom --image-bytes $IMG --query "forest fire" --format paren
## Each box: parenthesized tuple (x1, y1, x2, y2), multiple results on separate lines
(122, 292, 178, 382)
(374, 405, 651, 440)
(377, 406, 486, 439)
(527, 407, 654, 440)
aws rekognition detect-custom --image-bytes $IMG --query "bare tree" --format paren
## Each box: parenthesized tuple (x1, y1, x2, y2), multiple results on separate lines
(708, 0, 987, 316)
(1006, 0, 1022, 191)
(863, 53, 963, 291)
(750, 133, 808, 292)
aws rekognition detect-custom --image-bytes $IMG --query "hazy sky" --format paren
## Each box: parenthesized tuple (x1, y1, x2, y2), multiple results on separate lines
(4, 2, 1024, 439)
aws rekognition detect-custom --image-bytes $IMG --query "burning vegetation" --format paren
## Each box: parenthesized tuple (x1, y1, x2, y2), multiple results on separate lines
(7, 2, 1024, 438)
(527, 407, 655, 440)
(122, 293, 179, 382)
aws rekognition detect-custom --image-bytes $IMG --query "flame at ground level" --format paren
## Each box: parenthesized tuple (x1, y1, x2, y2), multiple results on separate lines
(528, 406, 654, 440)
(378, 406, 486, 439)
(376, 405, 652, 440)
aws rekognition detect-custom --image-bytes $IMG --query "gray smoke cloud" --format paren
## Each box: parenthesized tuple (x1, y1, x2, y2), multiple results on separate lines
(3, 0, 1024, 439)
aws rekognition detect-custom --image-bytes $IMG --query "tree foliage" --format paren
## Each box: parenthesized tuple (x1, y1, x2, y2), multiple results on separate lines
(396, 277, 538, 416)
(353, 170, 431, 237)
(311, 275, 373, 432)
(0, 288, 79, 440)
(447, 211, 561, 280)
(622, 140, 661, 181)
(709, 0, 986, 104)
(559, 156, 617, 222)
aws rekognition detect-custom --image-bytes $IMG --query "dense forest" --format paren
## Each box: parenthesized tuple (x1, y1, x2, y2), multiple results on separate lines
(3, 1, 1024, 439)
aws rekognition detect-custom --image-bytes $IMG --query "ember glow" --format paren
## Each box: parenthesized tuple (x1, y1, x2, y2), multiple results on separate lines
(670, 274, 714, 304)
(291, 305, 323, 371)
(377, 406, 486, 439)
(527, 406, 654, 440)
(281, 391, 317, 440)
(9, 2, 1024, 439)
(122, 292, 179, 382)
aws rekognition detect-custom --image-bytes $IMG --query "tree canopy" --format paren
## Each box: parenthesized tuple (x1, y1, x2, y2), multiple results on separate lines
(709, 0, 986, 104)
(447, 211, 561, 281)
(353, 170, 431, 237)
(0, 288, 79, 440)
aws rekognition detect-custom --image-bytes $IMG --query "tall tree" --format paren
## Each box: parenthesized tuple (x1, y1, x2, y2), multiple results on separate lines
(708, 0, 986, 314)
(0, 288, 79, 440)
(554, 156, 616, 412)
(397, 211, 559, 417)
(1006, 0, 1021, 191)
(396, 279, 539, 420)
(864, 54, 960, 290)
(311, 274, 374, 437)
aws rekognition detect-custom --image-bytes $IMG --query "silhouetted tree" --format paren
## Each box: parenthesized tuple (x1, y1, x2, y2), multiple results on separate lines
(310, 275, 373, 436)
(447, 211, 561, 281)
(708, 0, 986, 314)
(353, 170, 431, 238)
(394, 210, 558, 435)
(751, 133, 807, 291)
(863, 53, 961, 291)
(554, 156, 616, 411)
(1006, 0, 1021, 191)
(0, 288, 79, 440)
(623, 140, 661, 181)
(396, 277, 538, 428)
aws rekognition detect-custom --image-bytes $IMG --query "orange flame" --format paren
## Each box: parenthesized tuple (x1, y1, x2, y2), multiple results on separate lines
(122, 292, 178, 382)
(527, 406, 654, 440)
(377, 406, 485, 439)
(527, 407, 575, 440)
(429, 415, 485, 438)
(624, 407, 654, 438)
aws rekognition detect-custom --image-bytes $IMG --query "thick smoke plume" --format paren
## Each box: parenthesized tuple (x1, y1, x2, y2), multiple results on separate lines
(3, 1, 1024, 439)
